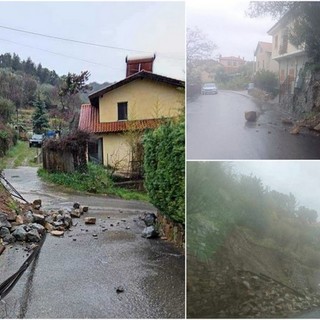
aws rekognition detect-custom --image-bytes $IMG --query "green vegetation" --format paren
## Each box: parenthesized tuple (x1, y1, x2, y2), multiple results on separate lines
(188, 162, 320, 262)
(187, 27, 217, 97)
(216, 62, 255, 91)
(254, 70, 278, 96)
(38, 162, 149, 201)
(32, 95, 49, 133)
(0, 140, 40, 170)
(143, 117, 185, 224)
(248, 2, 320, 63)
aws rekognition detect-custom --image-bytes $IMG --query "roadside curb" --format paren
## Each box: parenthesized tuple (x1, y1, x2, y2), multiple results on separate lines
(229, 90, 252, 99)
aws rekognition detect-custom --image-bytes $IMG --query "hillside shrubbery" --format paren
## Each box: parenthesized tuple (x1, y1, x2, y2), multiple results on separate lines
(188, 162, 320, 261)
(143, 117, 185, 224)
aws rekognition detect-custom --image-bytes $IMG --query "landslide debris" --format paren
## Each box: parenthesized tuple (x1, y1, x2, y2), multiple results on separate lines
(187, 227, 320, 318)
(0, 184, 90, 246)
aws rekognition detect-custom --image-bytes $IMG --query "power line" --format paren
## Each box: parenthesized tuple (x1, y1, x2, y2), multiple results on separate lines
(0, 37, 124, 71)
(0, 24, 151, 54)
(0, 25, 184, 61)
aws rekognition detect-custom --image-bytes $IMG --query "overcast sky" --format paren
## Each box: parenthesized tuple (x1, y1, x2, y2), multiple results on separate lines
(0, 1, 185, 83)
(232, 161, 320, 214)
(187, 0, 277, 61)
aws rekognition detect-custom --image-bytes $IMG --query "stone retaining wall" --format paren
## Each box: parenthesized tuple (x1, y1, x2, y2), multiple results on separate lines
(157, 212, 184, 249)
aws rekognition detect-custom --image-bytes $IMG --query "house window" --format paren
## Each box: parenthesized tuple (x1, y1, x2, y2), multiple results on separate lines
(118, 102, 128, 121)
(275, 35, 278, 49)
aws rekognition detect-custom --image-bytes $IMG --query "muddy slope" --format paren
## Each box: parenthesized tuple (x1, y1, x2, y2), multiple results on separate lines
(187, 227, 320, 318)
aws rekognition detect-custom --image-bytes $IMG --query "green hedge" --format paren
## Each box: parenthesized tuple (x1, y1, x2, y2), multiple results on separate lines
(143, 118, 185, 224)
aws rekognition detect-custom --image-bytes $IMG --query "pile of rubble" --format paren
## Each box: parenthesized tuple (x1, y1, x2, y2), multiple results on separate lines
(0, 200, 91, 244)
(216, 270, 320, 318)
(188, 258, 320, 318)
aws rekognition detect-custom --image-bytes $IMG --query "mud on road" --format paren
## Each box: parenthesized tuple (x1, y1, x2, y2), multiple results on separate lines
(0, 167, 185, 318)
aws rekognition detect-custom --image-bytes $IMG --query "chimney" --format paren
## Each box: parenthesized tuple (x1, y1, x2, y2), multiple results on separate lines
(125, 53, 156, 77)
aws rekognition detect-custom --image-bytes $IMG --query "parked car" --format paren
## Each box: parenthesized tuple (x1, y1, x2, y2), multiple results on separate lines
(29, 133, 44, 148)
(247, 82, 255, 94)
(201, 83, 218, 95)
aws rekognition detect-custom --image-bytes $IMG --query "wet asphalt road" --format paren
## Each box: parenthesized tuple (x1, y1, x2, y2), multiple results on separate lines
(187, 90, 320, 159)
(0, 167, 185, 318)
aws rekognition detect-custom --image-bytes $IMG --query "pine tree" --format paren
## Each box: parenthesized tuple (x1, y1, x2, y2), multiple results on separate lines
(32, 95, 49, 134)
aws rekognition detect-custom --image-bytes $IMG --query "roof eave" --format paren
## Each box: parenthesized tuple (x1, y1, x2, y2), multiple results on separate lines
(88, 71, 185, 102)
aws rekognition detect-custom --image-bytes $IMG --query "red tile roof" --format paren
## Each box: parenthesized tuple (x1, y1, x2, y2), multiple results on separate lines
(78, 104, 164, 134)
(255, 41, 272, 56)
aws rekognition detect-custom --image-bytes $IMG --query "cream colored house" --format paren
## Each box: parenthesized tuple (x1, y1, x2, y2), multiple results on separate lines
(79, 55, 184, 175)
(267, 13, 308, 97)
(254, 41, 278, 73)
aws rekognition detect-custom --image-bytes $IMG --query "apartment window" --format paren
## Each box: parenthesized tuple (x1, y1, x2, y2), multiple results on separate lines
(118, 102, 128, 121)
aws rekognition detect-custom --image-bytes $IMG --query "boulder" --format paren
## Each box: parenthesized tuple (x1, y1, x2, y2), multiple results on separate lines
(313, 123, 320, 132)
(30, 223, 46, 235)
(144, 213, 157, 226)
(51, 230, 64, 237)
(290, 126, 300, 135)
(12, 226, 28, 241)
(84, 217, 96, 224)
(44, 222, 54, 232)
(245, 111, 257, 122)
(142, 226, 159, 238)
(6, 211, 17, 222)
(52, 221, 64, 228)
(26, 229, 41, 242)
(33, 199, 42, 210)
(73, 202, 80, 209)
(71, 209, 81, 218)
(25, 211, 35, 223)
(0, 227, 10, 238)
(32, 213, 45, 224)
(3, 234, 15, 244)
(16, 215, 24, 225)
(63, 214, 72, 228)
(82, 206, 89, 213)
(0, 214, 11, 229)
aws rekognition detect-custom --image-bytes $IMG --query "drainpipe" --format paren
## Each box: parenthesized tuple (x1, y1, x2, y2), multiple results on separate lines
(278, 62, 281, 103)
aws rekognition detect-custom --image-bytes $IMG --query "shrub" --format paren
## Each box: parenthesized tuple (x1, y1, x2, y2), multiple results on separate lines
(143, 117, 185, 224)
(254, 70, 278, 95)
(38, 162, 113, 193)
(0, 97, 15, 123)
(0, 124, 17, 157)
